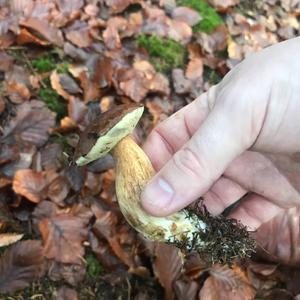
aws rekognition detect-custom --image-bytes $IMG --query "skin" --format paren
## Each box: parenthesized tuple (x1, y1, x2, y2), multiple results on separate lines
(141, 37, 300, 230)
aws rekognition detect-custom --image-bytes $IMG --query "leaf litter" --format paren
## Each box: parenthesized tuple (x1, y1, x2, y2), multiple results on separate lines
(0, 0, 300, 299)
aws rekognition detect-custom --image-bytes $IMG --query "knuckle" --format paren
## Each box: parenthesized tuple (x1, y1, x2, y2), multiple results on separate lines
(172, 146, 206, 179)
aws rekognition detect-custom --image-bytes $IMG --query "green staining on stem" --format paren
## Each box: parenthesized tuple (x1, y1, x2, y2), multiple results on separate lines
(137, 34, 186, 73)
(177, 0, 223, 33)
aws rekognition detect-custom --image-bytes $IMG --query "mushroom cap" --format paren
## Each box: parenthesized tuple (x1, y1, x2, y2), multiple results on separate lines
(76, 104, 144, 166)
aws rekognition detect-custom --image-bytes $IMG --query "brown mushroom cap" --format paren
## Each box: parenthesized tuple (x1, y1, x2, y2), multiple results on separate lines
(75, 104, 144, 166)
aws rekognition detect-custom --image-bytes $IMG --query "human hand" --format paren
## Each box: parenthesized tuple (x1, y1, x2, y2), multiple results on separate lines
(141, 37, 300, 230)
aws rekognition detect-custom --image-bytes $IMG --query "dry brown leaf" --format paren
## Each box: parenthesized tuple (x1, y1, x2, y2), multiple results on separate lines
(172, 69, 192, 94)
(50, 70, 73, 101)
(208, 0, 240, 11)
(168, 20, 192, 43)
(39, 214, 89, 263)
(48, 260, 86, 286)
(117, 60, 170, 102)
(255, 206, 300, 266)
(0, 144, 19, 165)
(197, 24, 228, 54)
(5, 65, 31, 103)
(153, 243, 183, 300)
(17, 27, 50, 46)
(0, 233, 23, 247)
(184, 252, 208, 280)
(20, 18, 64, 46)
(89, 231, 123, 270)
(0, 146, 36, 178)
(171, 7, 202, 27)
(69, 56, 113, 102)
(248, 262, 278, 277)
(105, 0, 140, 14)
(174, 279, 199, 300)
(40, 144, 63, 171)
(199, 264, 256, 300)
(1, 100, 56, 147)
(13, 169, 47, 203)
(65, 20, 93, 48)
(0, 97, 5, 113)
(57, 286, 79, 300)
(0, 240, 44, 294)
(93, 209, 134, 267)
(56, 0, 84, 13)
(0, 51, 13, 72)
(47, 175, 70, 206)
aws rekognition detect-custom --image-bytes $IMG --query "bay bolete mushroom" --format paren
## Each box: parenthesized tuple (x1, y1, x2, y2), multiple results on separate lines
(75, 104, 255, 264)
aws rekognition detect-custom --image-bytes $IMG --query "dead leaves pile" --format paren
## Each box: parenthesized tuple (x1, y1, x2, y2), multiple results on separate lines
(0, 0, 300, 299)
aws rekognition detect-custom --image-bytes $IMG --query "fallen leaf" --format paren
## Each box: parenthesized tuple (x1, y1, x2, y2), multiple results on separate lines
(39, 214, 89, 263)
(153, 243, 183, 300)
(255, 206, 300, 266)
(93, 209, 134, 267)
(172, 69, 192, 94)
(50, 70, 74, 100)
(17, 27, 50, 46)
(117, 60, 170, 102)
(0, 233, 23, 247)
(105, 0, 140, 14)
(199, 264, 256, 300)
(174, 279, 199, 300)
(56, 0, 84, 13)
(0, 51, 13, 72)
(48, 260, 86, 286)
(57, 286, 79, 300)
(5, 65, 31, 103)
(0, 144, 19, 165)
(47, 175, 70, 206)
(0, 97, 5, 113)
(196, 25, 228, 54)
(40, 143, 63, 171)
(1, 100, 56, 147)
(65, 20, 93, 48)
(0, 146, 36, 178)
(171, 7, 202, 27)
(20, 18, 64, 46)
(103, 22, 122, 49)
(13, 169, 47, 203)
(0, 240, 44, 294)
(208, 0, 240, 11)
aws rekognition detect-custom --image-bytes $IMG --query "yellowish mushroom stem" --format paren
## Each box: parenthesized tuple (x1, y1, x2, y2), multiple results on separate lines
(112, 135, 206, 248)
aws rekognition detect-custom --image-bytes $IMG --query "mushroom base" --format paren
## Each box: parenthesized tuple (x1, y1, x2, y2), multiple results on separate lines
(112, 136, 255, 264)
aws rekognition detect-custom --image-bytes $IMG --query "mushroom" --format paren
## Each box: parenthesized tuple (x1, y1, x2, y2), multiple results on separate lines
(75, 104, 255, 264)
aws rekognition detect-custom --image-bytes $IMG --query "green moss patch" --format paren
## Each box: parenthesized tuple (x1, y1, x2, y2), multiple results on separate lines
(39, 87, 67, 121)
(32, 57, 56, 73)
(137, 34, 186, 73)
(85, 254, 103, 280)
(177, 0, 223, 33)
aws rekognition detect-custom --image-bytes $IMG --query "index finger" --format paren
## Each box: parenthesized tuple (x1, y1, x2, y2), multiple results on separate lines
(143, 86, 218, 170)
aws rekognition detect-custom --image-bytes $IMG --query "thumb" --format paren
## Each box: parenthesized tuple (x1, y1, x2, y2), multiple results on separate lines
(141, 97, 259, 217)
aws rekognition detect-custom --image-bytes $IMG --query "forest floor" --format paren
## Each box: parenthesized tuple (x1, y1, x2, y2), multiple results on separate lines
(0, 0, 300, 299)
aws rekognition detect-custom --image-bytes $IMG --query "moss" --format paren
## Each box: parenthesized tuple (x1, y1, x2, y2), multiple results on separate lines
(56, 62, 70, 74)
(85, 254, 103, 280)
(137, 34, 186, 73)
(177, 0, 223, 33)
(38, 87, 67, 121)
(32, 57, 56, 73)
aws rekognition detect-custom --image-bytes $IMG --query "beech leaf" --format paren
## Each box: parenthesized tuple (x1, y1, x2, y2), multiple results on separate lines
(0, 240, 44, 294)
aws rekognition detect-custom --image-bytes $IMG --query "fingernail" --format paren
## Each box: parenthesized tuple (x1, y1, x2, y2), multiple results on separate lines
(141, 177, 174, 209)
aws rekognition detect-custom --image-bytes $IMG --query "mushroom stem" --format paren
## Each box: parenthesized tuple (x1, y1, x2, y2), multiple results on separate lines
(112, 135, 206, 247)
